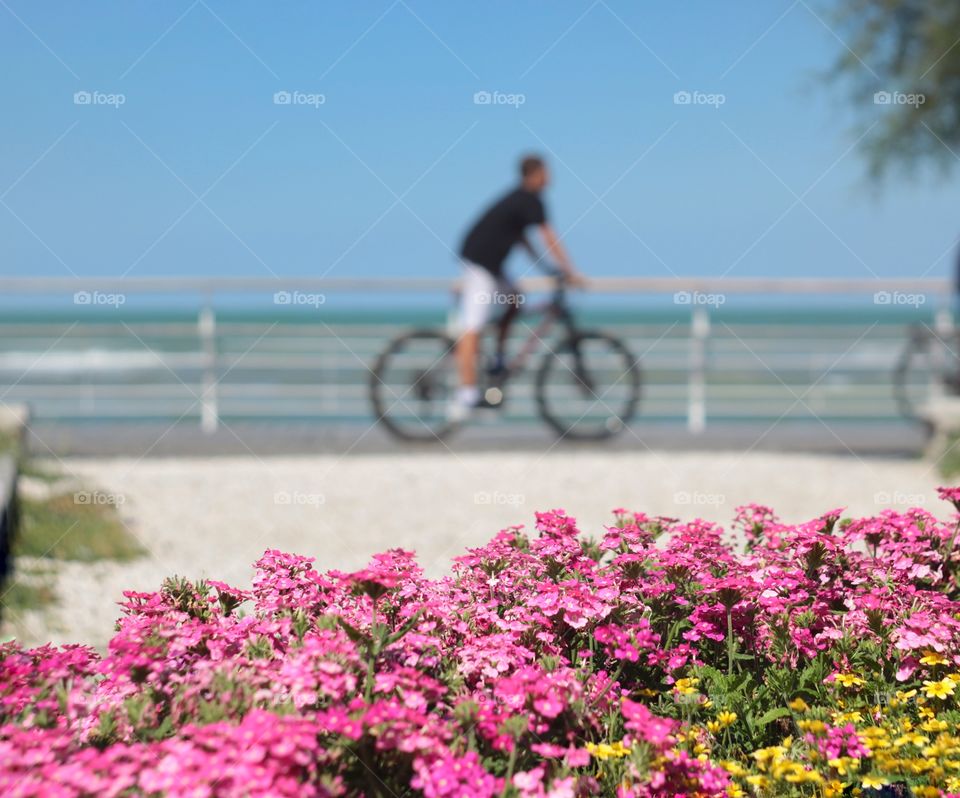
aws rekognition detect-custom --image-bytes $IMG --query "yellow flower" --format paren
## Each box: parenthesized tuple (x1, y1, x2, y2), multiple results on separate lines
(717, 711, 737, 727)
(922, 678, 956, 700)
(726, 786, 744, 798)
(721, 761, 747, 777)
(752, 745, 788, 770)
(781, 764, 822, 784)
(832, 710, 864, 724)
(674, 677, 699, 695)
(586, 741, 631, 760)
(920, 718, 948, 733)
(920, 650, 950, 666)
(860, 728, 892, 751)
(833, 673, 865, 688)
(797, 719, 827, 733)
(788, 697, 809, 712)
(827, 757, 858, 776)
(823, 779, 845, 798)
(892, 732, 929, 749)
(891, 689, 917, 708)
(862, 775, 889, 788)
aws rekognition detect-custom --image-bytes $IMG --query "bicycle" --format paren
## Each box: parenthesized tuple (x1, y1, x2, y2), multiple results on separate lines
(369, 269, 641, 441)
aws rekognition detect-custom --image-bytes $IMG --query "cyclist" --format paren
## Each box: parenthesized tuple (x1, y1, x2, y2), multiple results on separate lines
(452, 154, 584, 418)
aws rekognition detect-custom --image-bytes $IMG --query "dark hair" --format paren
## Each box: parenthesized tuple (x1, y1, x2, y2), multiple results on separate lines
(520, 155, 546, 178)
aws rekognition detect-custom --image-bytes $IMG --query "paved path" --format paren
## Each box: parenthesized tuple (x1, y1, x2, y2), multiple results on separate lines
(5, 447, 945, 650)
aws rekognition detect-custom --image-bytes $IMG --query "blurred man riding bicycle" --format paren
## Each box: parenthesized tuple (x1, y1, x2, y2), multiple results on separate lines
(453, 155, 585, 419)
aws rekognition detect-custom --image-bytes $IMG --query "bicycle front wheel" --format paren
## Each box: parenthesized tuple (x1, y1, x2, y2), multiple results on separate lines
(535, 331, 640, 440)
(370, 330, 460, 441)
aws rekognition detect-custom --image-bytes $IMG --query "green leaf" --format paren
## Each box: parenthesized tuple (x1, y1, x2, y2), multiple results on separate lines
(385, 608, 424, 646)
(756, 707, 792, 727)
(337, 617, 367, 646)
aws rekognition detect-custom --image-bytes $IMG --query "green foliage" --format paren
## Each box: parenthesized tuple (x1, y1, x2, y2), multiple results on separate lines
(16, 494, 143, 563)
(832, 0, 960, 175)
(939, 432, 960, 479)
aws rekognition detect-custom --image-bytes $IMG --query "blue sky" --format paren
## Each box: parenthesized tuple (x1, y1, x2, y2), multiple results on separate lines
(1, 0, 959, 284)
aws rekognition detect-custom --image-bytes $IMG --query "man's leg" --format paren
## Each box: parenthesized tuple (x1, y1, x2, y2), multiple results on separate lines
(492, 279, 522, 371)
(453, 263, 494, 411)
(456, 329, 479, 392)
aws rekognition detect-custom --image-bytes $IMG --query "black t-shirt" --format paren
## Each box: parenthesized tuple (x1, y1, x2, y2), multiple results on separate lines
(460, 188, 547, 275)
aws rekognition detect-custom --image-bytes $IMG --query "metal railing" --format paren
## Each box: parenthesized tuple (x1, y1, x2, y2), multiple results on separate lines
(0, 276, 953, 433)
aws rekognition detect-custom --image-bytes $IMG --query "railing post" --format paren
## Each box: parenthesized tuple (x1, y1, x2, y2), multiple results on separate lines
(199, 302, 218, 434)
(931, 305, 954, 401)
(688, 306, 709, 434)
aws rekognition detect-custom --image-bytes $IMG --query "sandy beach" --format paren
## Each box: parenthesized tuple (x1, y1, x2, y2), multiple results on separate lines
(8, 449, 944, 649)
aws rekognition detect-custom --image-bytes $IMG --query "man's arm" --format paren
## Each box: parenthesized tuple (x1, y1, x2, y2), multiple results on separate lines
(519, 236, 538, 261)
(539, 223, 585, 284)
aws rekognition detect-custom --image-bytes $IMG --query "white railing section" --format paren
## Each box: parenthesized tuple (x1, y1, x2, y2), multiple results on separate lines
(0, 277, 953, 433)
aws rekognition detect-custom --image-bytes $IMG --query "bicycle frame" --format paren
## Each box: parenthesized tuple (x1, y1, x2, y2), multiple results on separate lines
(486, 280, 577, 388)
(371, 271, 640, 440)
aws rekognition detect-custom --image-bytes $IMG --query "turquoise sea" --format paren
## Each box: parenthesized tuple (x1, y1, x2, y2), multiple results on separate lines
(0, 303, 944, 426)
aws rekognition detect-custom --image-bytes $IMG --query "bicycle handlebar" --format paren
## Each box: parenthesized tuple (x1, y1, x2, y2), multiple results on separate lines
(534, 262, 567, 282)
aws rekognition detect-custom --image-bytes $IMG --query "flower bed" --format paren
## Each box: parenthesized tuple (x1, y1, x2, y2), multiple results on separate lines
(5, 491, 960, 797)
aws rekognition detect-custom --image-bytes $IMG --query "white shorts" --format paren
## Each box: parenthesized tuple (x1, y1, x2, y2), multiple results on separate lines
(458, 261, 521, 333)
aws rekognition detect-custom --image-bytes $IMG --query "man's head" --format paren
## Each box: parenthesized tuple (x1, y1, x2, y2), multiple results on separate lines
(520, 155, 549, 192)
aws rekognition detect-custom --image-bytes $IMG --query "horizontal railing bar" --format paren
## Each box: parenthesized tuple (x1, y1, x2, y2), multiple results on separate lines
(0, 276, 951, 295)
(7, 386, 905, 397)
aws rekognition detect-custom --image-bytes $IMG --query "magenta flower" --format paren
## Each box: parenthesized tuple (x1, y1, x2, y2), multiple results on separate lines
(938, 486, 960, 511)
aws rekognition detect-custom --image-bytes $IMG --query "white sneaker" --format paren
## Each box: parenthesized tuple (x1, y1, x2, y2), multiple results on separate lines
(447, 386, 480, 422)
(447, 399, 473, 423)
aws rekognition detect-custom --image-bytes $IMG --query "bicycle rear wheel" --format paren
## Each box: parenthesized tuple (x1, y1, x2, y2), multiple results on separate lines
(370, 330, 459, 441)
(535, 331, 640, 440)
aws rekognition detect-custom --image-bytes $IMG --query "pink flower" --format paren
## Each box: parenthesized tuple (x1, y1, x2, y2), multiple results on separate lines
(938, 486, 960, 511)
(621, 699, 676, 748)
